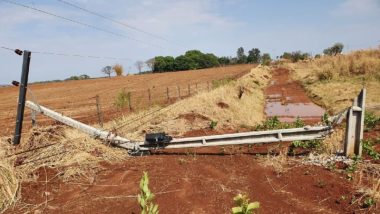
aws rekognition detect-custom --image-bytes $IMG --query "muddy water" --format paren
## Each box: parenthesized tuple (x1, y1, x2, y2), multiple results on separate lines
(265, 68, 325, 124)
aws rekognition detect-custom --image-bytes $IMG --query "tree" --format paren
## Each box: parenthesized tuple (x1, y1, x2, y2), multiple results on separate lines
(113, 64, 124, 76)
(101, 66, 113, 78)
(135, 61, 144, 73)
(145, 58, 155, 72)
(237, 47, 247, 64)
(218, 56, 231, 65)
(323, 43, 344, 56)
(261, 53, 272, 66)
(247, 48, 261, 63)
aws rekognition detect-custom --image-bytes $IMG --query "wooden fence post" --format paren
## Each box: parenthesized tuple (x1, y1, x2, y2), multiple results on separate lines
(128, 92, 132, 111)
(95, 95, 104, 127)
(148, 89, 151, 105)
(344, 88, 366, 157)
(188, 84, 190, 96)
(166, 87, 170, 102)
(177, 86, 181, 99)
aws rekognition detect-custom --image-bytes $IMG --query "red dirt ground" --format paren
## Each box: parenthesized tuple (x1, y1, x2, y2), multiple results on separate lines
(7, 154, 369, 214)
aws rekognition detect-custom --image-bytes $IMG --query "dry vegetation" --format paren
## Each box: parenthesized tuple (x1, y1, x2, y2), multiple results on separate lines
(287, 48, 380, 115)
(107, 66, 271, 140)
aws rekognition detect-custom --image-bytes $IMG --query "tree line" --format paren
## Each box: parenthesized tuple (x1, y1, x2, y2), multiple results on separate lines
(99, 42, 344, 77)
(147, 47, 273, 73)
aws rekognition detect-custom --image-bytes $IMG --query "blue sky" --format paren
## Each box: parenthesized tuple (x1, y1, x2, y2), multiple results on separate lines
(1, 0, 379, 84)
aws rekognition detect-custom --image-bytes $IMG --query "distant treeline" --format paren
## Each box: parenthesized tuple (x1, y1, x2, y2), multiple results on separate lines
(32, 74, 91, 84)
(150, 47, 272, 73)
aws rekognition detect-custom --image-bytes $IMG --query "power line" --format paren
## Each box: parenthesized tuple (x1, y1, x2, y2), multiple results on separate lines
(1, 0, 168, 50)
(1, 45, 132, 61)
(56, 0, 184, 49)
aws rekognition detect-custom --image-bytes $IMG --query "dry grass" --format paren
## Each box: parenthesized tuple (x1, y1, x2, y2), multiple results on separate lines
(260, 149, 289, 176)
(0, 161, 19, 212)
(320, 128, 344, 155)
(107, 66, 272, 140)
(287, 48, 380, 115)
(0, 125, 130, 212)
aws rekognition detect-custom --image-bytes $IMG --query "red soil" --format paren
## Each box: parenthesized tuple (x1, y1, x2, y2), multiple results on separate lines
(7, 154, 368, 214)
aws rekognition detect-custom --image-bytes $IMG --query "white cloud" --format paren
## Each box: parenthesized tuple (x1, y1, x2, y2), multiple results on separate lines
(334, 0, 380, 17)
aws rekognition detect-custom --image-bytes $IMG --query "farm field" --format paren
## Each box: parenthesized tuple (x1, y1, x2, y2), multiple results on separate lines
(1, 62, 379, 213)
(0, 64, 252, 137)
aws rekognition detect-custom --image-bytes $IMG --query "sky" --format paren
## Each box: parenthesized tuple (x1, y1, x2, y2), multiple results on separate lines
(0, 0, 380, 84)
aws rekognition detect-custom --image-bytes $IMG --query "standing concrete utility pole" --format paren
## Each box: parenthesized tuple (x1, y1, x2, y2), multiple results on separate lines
(13, 50, 31, 145)
(344, 89, 366, 157)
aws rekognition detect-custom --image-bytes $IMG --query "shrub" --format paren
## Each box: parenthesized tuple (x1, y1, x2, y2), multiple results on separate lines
(113, 64, 124, 76)
(231, 193, 260, 214)
(137, 172, 159, 214)
(317, 69, 334, 81)
(261, 53, 272, 66)
(114, 89, 131, 109)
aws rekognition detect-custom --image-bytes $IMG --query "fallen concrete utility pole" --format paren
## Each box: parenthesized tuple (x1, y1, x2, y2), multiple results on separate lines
(141, 126, 332, 150)
(25, 101, 142, 150)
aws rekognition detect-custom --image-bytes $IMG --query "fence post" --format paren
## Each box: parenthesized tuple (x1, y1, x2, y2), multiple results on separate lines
(166, 87, 170, 102)
(207, 82, 210, 91)
(128, 92, 132, 111)
(344, 88, 366, 157)
(95, 95, 104, 127)
(188, 84, 190, 96)
(148, 88, 151, 105)
(177, 86, 181, 99)
(13, 50, 31, 145)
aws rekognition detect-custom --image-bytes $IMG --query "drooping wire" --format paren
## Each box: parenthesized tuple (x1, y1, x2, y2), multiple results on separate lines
(0, 45, 132, 61)
(56, 0, 185, 49)
(1, 0, 168, 50)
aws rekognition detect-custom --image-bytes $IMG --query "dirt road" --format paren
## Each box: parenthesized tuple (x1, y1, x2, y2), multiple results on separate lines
(265, 68, 325, 123)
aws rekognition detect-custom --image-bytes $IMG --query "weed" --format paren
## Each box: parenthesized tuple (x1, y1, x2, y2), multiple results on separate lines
(114, 89, 131, 109)
(293, 116, 305, 128)
(137, 172, 159, 214)
(290, 140, 321, 153)
(321, 112, 331, 126)
(345, 156, 361, 180)
(209, 120, 218, 129)
(362, 140, 380, 160)
(231, 193, 260, 214)
(362, 197, 376, 208)
(256, 116, 306, 130)
(364, 111, 380, 130)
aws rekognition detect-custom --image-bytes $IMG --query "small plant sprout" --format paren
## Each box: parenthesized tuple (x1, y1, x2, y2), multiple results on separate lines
(209, 120, 218, 129)
(137, 172, 159, 214)
(231, 193, 260, 214)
